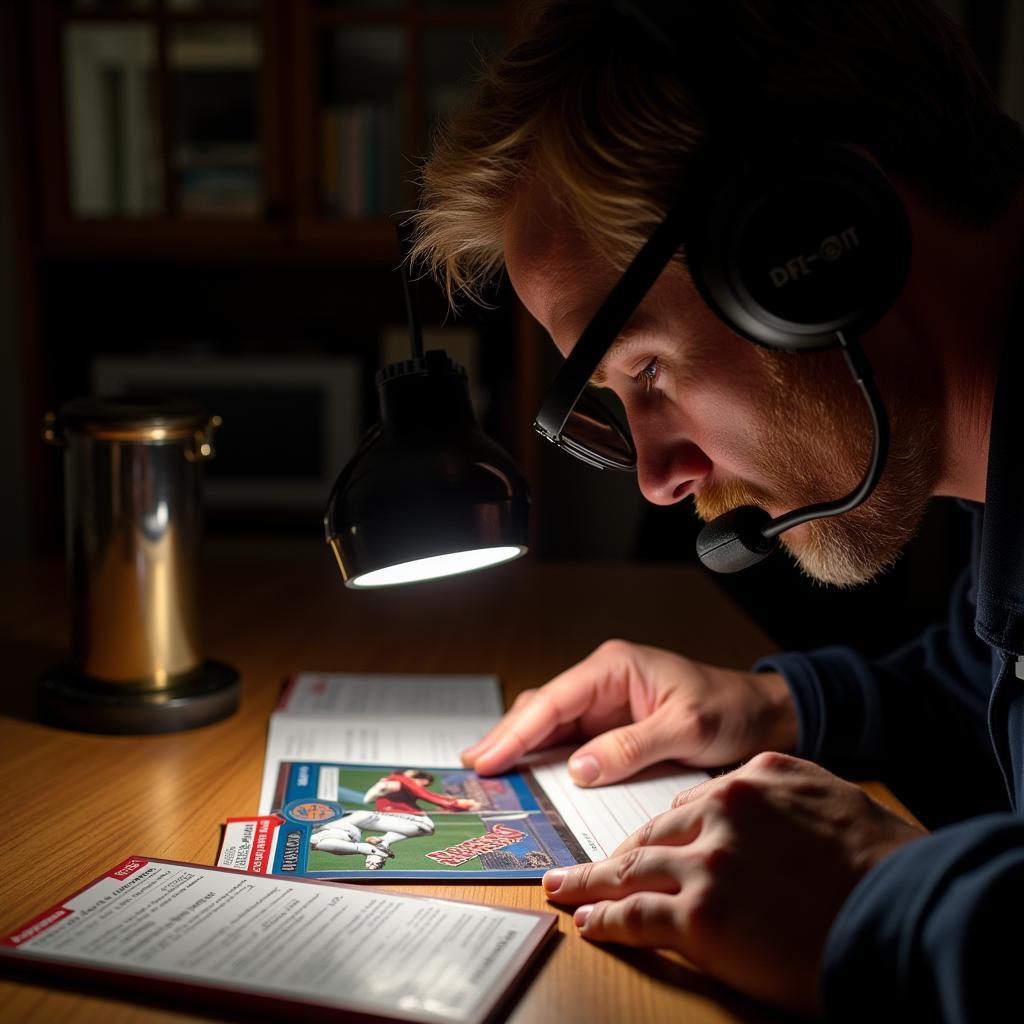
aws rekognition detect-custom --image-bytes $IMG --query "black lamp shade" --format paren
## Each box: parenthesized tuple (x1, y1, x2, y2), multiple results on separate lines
(324, 351, 530, 587)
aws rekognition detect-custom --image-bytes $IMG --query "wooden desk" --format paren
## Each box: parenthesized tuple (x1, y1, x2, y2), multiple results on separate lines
(0, 550, 906, 1024)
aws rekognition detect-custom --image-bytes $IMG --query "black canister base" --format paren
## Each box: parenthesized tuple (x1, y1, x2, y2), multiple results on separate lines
(38, 660, 240, 735)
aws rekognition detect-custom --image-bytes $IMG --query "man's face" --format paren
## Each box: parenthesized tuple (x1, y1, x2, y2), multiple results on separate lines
(504, 180, 939, 587)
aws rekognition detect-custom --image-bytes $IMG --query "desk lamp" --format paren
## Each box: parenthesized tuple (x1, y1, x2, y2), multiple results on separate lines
(324, 227, 530, 588)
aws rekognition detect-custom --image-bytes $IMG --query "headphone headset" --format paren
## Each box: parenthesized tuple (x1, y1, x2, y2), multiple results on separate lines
(683, 143, 911, 351)
(611, 1, 913, 572)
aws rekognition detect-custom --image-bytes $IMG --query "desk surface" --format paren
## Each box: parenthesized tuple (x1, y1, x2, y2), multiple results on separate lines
(0, 550, 904, 1024)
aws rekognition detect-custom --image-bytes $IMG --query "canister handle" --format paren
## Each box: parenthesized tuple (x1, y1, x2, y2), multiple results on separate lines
(42, 411, 64, 447)
(44, 407, 220, 457)
(185, 415, 223, 462)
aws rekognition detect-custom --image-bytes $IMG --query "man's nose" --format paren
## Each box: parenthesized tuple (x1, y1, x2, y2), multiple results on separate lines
(635, 435, 712, 506)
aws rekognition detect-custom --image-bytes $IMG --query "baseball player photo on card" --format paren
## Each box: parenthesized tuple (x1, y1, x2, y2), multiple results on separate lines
(220, 761, 587, 880)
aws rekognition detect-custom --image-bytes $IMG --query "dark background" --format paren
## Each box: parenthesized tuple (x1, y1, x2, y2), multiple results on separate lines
(0, 0, 1019, 659)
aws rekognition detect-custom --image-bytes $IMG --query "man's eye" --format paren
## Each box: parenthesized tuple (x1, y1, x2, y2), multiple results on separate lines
(632, 358, 660, 393)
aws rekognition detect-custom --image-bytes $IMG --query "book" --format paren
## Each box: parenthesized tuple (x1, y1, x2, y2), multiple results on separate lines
(322, 102, 401, 217)
(223, 672, 709, 881)
(0, 856, 554, 1024)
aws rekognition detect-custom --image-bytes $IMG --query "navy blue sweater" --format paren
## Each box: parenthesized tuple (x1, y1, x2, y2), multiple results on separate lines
(756, 328, 1024, 1021)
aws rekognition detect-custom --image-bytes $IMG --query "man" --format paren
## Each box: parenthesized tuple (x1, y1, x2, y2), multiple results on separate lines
(311, 769, 480, 870)
(411, 1, 1024, 1020)
(364, 767, 481, 814)
(309, 806, 435, 871)
(309, 815, 402, 870)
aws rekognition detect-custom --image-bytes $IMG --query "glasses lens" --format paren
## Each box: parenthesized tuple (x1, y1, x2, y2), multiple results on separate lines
(559, 387, 635, 469)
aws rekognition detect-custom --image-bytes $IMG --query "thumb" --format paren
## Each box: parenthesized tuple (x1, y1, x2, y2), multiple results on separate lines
(568, 717, 679, 787)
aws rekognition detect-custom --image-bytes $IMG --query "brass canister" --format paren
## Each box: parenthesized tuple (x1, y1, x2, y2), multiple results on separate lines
(41, 396, 238, 732)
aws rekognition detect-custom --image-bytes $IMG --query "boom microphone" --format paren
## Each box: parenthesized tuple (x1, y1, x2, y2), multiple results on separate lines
(695, 333, 890, 573)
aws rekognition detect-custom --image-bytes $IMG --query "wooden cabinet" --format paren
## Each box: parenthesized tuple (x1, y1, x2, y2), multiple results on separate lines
(31, 0, 510, 261)
(16, 0, 546, 551)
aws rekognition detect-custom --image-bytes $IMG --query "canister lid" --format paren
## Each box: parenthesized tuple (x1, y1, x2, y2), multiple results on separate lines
(57, 395, 212, 441)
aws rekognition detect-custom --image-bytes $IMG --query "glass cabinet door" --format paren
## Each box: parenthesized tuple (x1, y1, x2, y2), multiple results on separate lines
(319, 25, 406, 219)
(311, 0, 508, 227)
(170, 22, 262, 218)
(42, 0, 510, 247)
(63, 22, 162, 216)
(51, 0, 272, 225)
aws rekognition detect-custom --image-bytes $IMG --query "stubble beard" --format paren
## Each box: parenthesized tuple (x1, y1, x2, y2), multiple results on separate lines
(693, 347, 940, 588)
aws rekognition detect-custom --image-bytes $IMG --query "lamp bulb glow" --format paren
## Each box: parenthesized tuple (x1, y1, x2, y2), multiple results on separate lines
(348, 546, 525, 588)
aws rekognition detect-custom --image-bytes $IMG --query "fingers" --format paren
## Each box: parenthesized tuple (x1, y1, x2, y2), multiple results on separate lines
(464, 654, 621, 774)
(574, 893, 683, 950)
(607, 763, 759, 856)
(567, 713, 695, 786)
(542, 843, 695, 905)
(462, 641, 719, 782)
(612, 801, 705, 857)
(462, 698, 577, 772)
(471, 691, 560, 775)
(461, 689, 539, 766)
(670, 773, 724, 809)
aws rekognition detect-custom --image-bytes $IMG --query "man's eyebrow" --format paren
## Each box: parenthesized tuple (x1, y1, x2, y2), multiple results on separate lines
(590, 333, 644, 386)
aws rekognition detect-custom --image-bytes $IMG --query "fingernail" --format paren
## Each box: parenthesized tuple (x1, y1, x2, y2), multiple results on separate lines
(476, 734, 519, 771)
(543, 868, 567, 893)
(574, 905, 594, 929)
(461, 739, 486, 760)
(568, 755, 599, 785)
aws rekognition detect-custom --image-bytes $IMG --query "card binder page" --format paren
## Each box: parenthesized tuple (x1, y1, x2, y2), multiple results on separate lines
(529, 752, 710, 860)
(260, 674, 504, 814)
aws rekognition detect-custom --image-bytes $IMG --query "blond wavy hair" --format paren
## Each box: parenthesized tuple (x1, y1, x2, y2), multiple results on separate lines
(411, 0, 1023, 306)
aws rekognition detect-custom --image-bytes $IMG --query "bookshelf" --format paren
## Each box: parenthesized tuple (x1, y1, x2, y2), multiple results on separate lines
(31, 0, 510, 259)
(15, 0, 547, 553)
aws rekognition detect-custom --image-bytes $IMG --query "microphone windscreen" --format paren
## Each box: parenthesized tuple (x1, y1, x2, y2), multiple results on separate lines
(696, 505, 778, 573)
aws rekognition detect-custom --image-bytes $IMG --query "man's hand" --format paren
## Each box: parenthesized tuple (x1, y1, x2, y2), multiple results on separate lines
(461, 640, 798, 785)
(541, 752, 926, 1016)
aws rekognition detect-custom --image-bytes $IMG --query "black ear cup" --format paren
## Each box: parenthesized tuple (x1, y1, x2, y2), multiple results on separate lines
(684, 144, 912, 351)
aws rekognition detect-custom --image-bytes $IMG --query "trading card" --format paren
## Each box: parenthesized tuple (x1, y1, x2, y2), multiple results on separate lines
(220, 761, 589, 880)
